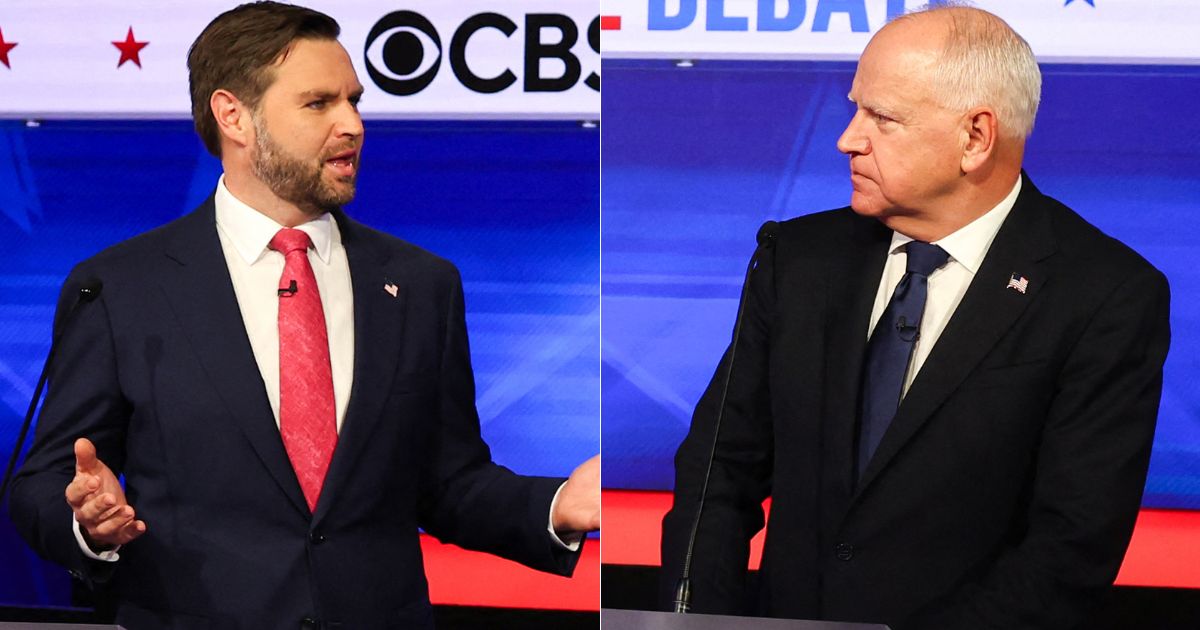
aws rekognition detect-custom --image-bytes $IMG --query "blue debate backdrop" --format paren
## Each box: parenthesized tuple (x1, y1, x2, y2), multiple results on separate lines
(0, 119, 598, 605)
(601, 59, 1200, 508)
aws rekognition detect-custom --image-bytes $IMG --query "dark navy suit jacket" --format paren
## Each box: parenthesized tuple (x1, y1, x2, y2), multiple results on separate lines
(10, 198, 579, 629)
(662, 175, 1171, 629)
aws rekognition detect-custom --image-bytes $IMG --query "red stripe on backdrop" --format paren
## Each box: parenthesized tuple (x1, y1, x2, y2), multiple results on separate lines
(1116, 509, 1200, 588)
(600, 15, 623, 30)
(602, 489, 1200, 589)
(423, 534, 600, 610)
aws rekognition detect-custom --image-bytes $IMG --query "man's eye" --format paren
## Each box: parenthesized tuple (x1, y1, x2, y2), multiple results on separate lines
(307, 100, 326, 109)
(871, 112, 893, 123)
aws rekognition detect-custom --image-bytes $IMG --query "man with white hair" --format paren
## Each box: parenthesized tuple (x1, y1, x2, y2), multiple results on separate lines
(662, 5, 1170, 629)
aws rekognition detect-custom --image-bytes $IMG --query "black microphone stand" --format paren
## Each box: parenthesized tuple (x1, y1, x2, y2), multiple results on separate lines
(0, 279, 103, 504)
(674, 221, 778, 613)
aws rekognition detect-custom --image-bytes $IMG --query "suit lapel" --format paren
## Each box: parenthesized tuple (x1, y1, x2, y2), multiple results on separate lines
(313, 213, 405, 523)
(158, 198, 310, 518)
(852, 174, 1059, 497)
(822, 215, 892, 513)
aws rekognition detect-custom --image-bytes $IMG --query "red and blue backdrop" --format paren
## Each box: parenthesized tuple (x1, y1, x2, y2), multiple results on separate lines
(600, 0, 1200, 589)
(0, 0, 600, 613)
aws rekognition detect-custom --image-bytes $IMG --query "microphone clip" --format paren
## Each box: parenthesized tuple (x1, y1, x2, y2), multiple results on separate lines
(278, 280, 298, 297)
(895, 316, 920, 342)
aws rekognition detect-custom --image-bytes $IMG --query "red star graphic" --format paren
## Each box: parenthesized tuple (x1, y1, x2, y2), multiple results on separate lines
(0, 28, 18, 69)
(112, 26, 148, 69)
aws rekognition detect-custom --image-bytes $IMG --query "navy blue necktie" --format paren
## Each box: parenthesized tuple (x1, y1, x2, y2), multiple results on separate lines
(858, 241, 949, 479)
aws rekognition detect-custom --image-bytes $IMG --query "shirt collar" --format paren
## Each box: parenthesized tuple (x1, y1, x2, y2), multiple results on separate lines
(887, 177, 1022, 275)
(213, 175, 334, 265)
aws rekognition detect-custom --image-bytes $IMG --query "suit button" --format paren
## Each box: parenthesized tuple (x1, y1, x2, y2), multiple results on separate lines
(835, 543, 855, 561)
(309, 531, 326, 545)
(299, 617, 318, 630)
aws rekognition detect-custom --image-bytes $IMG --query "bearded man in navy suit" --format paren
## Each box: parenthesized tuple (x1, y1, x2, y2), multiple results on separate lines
(662, 6, 1170, 630)
(9, 3, 599, 628)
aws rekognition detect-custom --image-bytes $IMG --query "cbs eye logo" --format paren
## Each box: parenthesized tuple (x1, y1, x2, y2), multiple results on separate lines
(364, 11, 442, 97)
(365, 11, 600, 97)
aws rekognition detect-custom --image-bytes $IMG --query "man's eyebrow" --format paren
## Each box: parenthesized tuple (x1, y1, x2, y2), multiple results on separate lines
(298, 89, 338, 100)
(298, 88, 366, 102)
(852, 96, 900, 119)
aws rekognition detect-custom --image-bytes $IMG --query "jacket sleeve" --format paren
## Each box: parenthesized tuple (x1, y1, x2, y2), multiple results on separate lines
(902, 265, 1171, 630)
(8, 265, 129, 584)
(660, 241, 777, 613)
(415, 263, 581, 577)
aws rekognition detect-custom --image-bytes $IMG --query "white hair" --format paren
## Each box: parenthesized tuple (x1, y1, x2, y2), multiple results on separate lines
(892, 3, 1042, 139)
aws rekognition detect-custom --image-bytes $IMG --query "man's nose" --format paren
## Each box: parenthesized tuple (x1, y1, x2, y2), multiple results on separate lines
(336, 103, 364, 138)
(836, 111, 869, 156)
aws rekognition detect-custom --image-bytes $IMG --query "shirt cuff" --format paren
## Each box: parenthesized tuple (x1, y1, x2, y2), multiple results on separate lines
(72, 516, 121, 562)
(547, 482, 583, 551)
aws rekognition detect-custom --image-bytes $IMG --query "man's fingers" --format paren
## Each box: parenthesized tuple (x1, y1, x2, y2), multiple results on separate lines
(91, 506, 135, 538)
(570, 454, 601, 486)
(74, 438, 98, 474)
(65, 437, 142, 549)
(113, 519, 147, 545)
(553, 454, 602, 534)
(65, 473, 101, 506)
(96, 500, 129, 524)
(76, 492, 119, 524)
(73, 491, 106, 523)
(85, 509, 146, 548)
(67, 438, 124, 510)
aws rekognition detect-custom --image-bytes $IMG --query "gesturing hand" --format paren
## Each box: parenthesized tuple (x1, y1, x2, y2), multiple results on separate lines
(65, 438, 146, 551)
(552, 454, 600, 535)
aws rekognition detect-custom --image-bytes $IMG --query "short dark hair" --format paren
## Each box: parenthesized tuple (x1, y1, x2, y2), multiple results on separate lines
(187, 1, 340, 157)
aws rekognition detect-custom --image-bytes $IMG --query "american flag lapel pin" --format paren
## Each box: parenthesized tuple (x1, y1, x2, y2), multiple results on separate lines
(1006, 273, 1029, 295)
(383, 281, 399, 298)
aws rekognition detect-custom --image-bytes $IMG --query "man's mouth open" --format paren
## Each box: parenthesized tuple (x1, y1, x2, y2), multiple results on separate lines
(326, 150, 356, 177)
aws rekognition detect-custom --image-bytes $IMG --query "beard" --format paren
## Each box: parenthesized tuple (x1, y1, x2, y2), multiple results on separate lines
(250, 117, 357, 215)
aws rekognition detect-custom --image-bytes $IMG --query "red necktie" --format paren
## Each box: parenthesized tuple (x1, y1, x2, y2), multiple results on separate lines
(269, 228, 337, 512)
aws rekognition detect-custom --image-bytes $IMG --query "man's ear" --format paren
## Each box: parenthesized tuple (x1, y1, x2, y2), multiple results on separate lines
(960, 107, 998, 174)
(210, 89, 253, 151)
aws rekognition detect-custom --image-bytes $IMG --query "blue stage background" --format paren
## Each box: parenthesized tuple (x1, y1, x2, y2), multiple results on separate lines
(601, 59, 1200, 509)
(0, 119, 599, 605)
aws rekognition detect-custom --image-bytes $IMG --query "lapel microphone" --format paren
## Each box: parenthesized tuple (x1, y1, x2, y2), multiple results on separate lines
(673, 220, 778, 614)
(1, 278, 104, 504)
(278, 280, 298, 297)
(895, 316, 920, 342)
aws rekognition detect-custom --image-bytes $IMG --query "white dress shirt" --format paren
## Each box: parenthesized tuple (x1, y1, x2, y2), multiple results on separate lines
(867, 177, 1022, 398)
(76, 177, 577, 559)
(214, 176, 355, 432)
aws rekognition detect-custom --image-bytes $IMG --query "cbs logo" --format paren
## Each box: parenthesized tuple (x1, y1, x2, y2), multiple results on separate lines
(364, 11, 600, 96)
